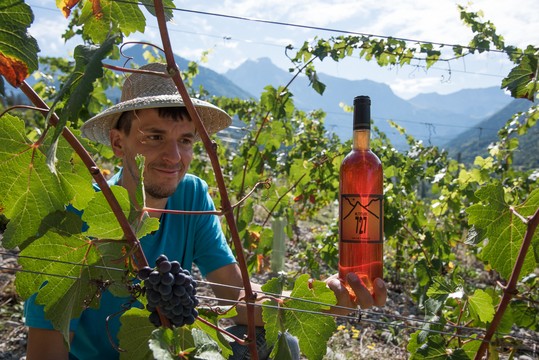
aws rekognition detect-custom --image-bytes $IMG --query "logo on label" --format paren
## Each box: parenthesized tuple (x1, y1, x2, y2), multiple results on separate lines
(340, 194, 383, 243)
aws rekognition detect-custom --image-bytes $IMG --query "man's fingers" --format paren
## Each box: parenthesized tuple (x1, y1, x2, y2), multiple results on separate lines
(346, 273, 374, 309)
(373, 278, 387, 307)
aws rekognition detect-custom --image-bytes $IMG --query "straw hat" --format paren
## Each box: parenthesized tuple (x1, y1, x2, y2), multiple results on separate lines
(80, 63, 232, 145)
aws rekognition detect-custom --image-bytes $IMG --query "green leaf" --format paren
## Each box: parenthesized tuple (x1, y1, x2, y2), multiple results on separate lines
(501, 55, 538, 101)
(262, 274, 336, 360)
(82, 185, 159, 240)
(467, 289, 495, 323)
(269, 331, 296, 360)
(0, 115, 89, 248)
(191, 328, 226, 360)
(426, 276, 460, 302)
(466, 184, 538, 279)
(149, 327, 182, 360)
(119, 307, 155, 360)
(135, 155, 146, 210)
(0, 0, 39, 86)
(15, 229, 128, 345)
(193, 307, 236, 359)
(408, 333, 469, 359)
(46, 35, 118, 169)
(79, 0, 145, 44)
(140, 0, 175, 21)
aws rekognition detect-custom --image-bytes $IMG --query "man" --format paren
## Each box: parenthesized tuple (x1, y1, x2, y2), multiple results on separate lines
(25, 63, 386, 359)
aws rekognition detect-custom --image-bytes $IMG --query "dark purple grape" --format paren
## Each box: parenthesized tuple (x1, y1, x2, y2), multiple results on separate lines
(148, 271, 160, 285)
(173, 285, 186, 297)
(184, 314, 196, 325)
(158, 260, 172, 274)
(143, 254, 199, 328)
(137, 266, 152, 280)
(159, 284, 172, 296)
(160, 272, 174, 286)
(149, 311, 161, 327)
(174, 273, 186, 286)
(156, 254, 168, 265)
(170, 261, 181, 274)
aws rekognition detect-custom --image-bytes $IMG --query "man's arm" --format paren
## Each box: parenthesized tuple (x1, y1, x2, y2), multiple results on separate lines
(206, 263, 264, 326)
(206, 263, 387, 324)
(26, 328, 71, 360)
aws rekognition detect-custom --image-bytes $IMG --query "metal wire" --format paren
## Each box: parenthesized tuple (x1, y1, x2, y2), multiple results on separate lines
(3, 258, 538, 349)
(0, 251, 126, 273)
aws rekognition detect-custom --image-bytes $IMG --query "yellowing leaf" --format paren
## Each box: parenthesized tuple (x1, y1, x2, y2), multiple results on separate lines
(0, 0, 39, 86)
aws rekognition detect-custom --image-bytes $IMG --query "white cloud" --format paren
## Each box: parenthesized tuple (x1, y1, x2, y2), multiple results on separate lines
(24, 0, 538, 96)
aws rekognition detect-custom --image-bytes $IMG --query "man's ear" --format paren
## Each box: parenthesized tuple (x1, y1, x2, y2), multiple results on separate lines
(110, 129, 124, 157)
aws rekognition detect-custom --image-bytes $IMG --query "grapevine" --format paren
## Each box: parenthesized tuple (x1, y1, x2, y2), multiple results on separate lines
(138, 255, 199, 328)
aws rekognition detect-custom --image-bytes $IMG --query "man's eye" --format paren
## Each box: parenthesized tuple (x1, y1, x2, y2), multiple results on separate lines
(147, 135, 163, 141)
(180, 138, 194, 146)
(140, 134, 164, 145)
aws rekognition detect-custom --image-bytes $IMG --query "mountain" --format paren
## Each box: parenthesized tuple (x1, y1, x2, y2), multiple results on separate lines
(3, 53, 519, 152)
(408, 88, 511, 120)
(104, 45, 254, 101)
(444, 99, 537, 167)
(224, 57, 514, 149)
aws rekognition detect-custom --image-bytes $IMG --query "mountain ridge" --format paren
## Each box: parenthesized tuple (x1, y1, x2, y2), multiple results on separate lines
(224, 57, 513, 148)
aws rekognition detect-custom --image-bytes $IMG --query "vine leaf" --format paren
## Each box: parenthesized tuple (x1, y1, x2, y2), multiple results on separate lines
(262, 274, 336, 360)
(466, 184, 539, 280)
(193, 307, 236, 359)
(139, 0, 175, 22)
(501, 55, 538, 101)
(78, 0, 145, 44)
(46, 35, 118, 170)
(15, 229, 128, 345)
(467, 289, 495, 323)
(407, 333, 469, 359)
(0, 114, 93, 249)
(82, 185, 160, 240)
(0, 0, 39, 87)
(119, 307, 155, 360)
(119, 307, 236, 359)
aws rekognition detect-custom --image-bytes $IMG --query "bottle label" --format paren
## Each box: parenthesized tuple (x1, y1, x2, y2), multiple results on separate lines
(340, 194, 383, 243)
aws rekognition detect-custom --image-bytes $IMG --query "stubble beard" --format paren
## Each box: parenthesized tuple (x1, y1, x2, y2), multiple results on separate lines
(125, 160, 181, 200)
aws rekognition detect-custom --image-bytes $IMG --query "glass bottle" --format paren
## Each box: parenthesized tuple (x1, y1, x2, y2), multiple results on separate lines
(338, 95, 383, 295)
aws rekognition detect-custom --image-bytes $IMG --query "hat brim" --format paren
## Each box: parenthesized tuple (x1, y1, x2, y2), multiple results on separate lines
(81, 94, 232, 145)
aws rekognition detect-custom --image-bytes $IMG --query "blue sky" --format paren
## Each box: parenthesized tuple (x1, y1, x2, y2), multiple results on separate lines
(25, 0, 539, 99)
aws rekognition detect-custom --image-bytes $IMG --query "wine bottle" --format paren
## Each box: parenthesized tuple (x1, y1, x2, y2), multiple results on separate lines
(338, 95, 383, 295)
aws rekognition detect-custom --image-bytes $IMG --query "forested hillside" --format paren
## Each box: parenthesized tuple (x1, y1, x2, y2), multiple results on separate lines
(445, 99, 537, 167)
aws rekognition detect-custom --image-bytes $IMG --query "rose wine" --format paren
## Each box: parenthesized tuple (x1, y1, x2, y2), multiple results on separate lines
(339, 95, 383, 295)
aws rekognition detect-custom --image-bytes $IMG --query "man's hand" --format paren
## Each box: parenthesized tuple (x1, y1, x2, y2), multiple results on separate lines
(326, 273, 387, 315)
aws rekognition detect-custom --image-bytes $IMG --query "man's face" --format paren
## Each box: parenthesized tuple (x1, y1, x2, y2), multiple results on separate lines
(110, 108, 195, 204)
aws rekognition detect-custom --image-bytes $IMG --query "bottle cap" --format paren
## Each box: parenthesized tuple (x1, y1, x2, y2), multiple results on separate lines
(353, 95, 371, 130)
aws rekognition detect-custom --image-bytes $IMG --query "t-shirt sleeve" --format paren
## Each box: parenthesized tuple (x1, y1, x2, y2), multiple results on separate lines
(192, 180, 237, 277)
(24, 293, 80, 331)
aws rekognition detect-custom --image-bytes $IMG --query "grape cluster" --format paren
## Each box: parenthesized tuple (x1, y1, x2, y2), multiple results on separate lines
(137, 254, 199, 327)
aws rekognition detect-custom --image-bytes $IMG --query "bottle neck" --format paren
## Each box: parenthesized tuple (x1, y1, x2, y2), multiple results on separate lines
(353, 129, 370, 150)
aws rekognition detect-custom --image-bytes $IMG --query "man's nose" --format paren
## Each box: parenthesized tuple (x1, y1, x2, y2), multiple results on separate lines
(162, 140, 182, 163)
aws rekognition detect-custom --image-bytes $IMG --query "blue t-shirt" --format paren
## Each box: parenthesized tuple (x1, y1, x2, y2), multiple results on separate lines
(24, 172, 236, 359)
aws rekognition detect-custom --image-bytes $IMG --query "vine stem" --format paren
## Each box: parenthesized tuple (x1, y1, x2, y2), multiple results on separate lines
(474, 206, 539, 359)
(151, 1, 259, 358)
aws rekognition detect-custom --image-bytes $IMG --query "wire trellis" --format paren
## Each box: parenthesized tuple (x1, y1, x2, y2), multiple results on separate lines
(1, 253, 538, 353)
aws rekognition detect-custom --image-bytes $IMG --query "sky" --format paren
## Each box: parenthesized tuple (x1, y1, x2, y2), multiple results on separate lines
(25, 0, 539, 99)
